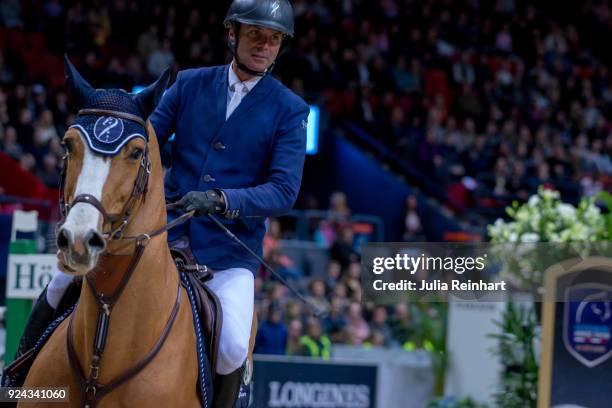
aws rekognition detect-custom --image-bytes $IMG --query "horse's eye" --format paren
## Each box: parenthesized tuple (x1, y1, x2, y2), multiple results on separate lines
(129, 148, 143, 160)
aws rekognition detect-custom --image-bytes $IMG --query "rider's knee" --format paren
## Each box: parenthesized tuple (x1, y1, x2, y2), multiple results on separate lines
(216, 336, 248, 375)
(46, 269, 74, 309)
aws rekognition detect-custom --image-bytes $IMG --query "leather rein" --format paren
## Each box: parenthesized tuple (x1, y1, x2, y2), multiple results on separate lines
(60, 108, 193, 407)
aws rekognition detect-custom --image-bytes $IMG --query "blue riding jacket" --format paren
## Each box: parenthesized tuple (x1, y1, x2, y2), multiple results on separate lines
(150, 64, 309, 273)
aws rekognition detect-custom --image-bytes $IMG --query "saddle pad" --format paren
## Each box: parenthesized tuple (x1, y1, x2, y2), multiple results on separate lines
(1, 304, 76, 388)
(181, 271, 214, 408)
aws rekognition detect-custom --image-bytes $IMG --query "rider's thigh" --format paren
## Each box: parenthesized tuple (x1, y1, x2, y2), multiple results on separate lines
(206, 267, 254, 374)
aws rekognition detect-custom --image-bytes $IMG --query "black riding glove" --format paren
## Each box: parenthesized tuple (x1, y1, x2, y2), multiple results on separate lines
(177, 190, 226, 216)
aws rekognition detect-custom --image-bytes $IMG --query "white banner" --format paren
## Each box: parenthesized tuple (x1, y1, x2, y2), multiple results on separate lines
(6, 254, 56, 299)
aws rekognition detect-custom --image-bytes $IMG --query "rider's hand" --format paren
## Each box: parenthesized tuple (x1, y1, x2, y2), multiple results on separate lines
(177, 190, 226, 216)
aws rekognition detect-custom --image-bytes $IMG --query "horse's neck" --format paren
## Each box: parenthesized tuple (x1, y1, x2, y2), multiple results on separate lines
(71, 126, 179, 374)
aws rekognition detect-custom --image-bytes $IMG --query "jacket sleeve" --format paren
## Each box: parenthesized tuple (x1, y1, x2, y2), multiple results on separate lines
(222, 101, 309, 218)
(149, 71, 182, 148)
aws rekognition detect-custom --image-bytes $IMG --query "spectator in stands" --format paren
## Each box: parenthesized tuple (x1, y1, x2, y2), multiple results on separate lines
(389, 303, 415, 345)
(284, 299, 303, 326)
(19, 153, 36, 172)
(299, 317, 331, 359)
(137, 25, 160, 60)
(267, 247, 303, 282)
(402, 194, 423, 241)
(254, 302, 288, 355)
(369, 306, 393, 347)
(322, 297, 347, 343)
(345, 302, 370, 346)
(343, 261, 362, 302)
(363, 331, 385, 348)
(330, 224, 359, 270)
(285, 318, 303, 356)
(147, 38, 175, 77)
(306, 278, 331, 314)
(2, 127, 23, 160)
(328, 191, 351, 222)
(37, 153, 60, 188)
(324, 260, 342, 294)
(15, 108, 34, 148)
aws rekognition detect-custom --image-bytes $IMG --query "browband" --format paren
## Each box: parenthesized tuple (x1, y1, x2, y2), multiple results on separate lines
(78, 109, 147, 128)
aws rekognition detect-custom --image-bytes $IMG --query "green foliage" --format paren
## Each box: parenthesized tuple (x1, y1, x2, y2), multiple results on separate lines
(412, 300, 448, 395)
(426, 396, 488, 408)
(597, 191, 612, 241)
(488, 302, 538, 408)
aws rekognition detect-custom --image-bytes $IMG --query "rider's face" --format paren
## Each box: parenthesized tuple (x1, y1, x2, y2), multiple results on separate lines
(230, 24, 283, 74)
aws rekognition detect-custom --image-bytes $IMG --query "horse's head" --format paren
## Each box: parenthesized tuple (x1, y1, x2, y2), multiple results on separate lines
(56, 56, 170, 275)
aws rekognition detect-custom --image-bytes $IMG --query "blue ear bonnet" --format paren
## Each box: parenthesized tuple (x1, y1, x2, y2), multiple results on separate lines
(69, 89, 147, 156)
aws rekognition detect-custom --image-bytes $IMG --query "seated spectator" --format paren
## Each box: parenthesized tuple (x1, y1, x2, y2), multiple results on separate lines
(389, 303, 415, 345)
(19, 153, 36, 172)
(37, 153, 60, 188)
(402, 194, 423, 241)
(345, 302, 370, 346)
(370, 306, 393, 346)
(263, 218, 282, 257)
(306, 278, 331, 314)
(35, 109, 58, 144)
(322, 297, 347, 343)
(147, 39, 175, 77)
(330, 224, 359, 270)
(267, 247, 303, 282)
(284, 299, 303, 326)
(299, 317, 331, 359)
(254, 303, 287, 356)
(328, 191, 351, 222)
(313, 219, 337, 247)
(343, 261, 362, 302)
(324, 260, 342, 294)
(363, 330, 385, 349)
(331, 281, 351, 311)
(286, 319, 303, 356)
(3, 127, 23, 160)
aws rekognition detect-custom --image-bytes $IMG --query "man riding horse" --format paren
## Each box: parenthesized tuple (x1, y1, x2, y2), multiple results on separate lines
(11, 0, 307, 406)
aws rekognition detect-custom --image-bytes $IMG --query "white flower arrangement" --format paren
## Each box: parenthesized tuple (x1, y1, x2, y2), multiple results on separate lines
(489, 187, 607, 244)
(488, 187, 610, 289)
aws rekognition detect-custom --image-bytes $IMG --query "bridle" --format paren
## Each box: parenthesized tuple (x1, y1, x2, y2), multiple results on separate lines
(59, 108, 193, 407)
(59, 108, 151, 241)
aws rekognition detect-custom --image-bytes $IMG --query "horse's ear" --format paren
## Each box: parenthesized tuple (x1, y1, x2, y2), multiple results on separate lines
(64, 54, 95, 108)
(132, 67, 172, 119)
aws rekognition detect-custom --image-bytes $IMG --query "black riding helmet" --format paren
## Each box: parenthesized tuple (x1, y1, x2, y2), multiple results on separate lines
(224, 0, 295, 77)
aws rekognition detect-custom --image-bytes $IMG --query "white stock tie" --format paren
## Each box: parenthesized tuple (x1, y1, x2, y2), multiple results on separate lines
(226, 83, 248, 120)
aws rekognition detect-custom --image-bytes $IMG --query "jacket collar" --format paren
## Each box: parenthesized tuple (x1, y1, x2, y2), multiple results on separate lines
(214, 64, 274, 131)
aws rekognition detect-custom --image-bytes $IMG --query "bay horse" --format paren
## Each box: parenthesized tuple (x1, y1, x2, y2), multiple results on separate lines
(18, 58, 257, 407)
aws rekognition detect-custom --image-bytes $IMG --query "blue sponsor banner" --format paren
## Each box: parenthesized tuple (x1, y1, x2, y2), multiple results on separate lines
(253, 356, 377, 408)
(539, 257, 612, 408)
(564, 284, 612, 368)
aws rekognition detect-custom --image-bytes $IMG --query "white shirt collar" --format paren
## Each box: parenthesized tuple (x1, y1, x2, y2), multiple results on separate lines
(228, 61, 262, 93)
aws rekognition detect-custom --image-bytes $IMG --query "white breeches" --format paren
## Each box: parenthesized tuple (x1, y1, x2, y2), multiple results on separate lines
(46, 266, 254, 375)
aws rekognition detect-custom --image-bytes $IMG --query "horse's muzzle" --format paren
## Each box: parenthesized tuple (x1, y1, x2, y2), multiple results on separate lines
(56, 227, 106, 274)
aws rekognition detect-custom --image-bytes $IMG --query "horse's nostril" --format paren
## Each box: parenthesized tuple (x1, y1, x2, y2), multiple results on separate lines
(56, 228, 71, 250)
(86, 230, 106, 252)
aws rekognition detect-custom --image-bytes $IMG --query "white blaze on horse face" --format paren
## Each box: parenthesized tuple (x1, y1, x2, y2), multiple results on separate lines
(62, 137, 111, 241)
